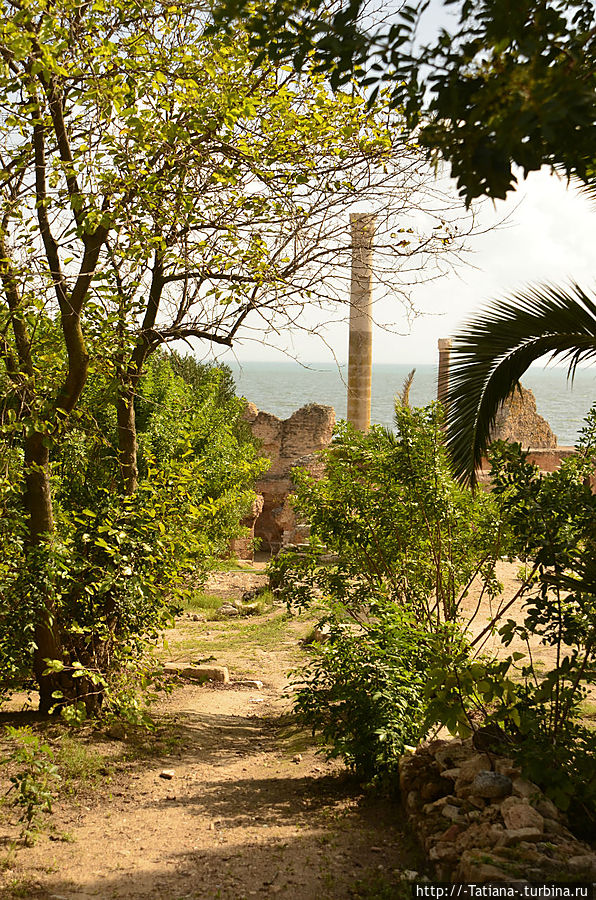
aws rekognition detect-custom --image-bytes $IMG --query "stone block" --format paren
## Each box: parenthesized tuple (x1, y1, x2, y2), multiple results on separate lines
(500, 797, 544, 831)
(164, 663, 229, 684)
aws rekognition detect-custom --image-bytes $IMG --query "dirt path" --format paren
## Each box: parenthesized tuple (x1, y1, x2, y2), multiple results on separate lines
(0, 577, 423, 900)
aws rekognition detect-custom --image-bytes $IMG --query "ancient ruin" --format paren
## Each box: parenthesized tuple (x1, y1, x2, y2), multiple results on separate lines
(243, 402, 336, 552)
(490, 384, 557, 447)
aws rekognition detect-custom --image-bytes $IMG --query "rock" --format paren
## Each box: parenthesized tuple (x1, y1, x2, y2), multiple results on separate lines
(434, 741, 468, 771)
(292, 754, 302, 763)
(421, 779, 452, 802)
(471, 771, 513, 800)
(533, 796, 559, 819)
(456, 822, 504, 852)
(568, 855, 596, 875)
(219, 602, 240, 617)
(442, 804, 467, 823)
(458, 755, 492, 782)
(440, 824, 462, 843)
(494, 757, 519, 777)
(457, 850, 511, 882)
(440, 767, 461, 781)
(500, 797, 544, 831)
(164, 663, 230, 684)
(429, 843, 459, 862)
(159, 769, 175, 780)
(542, 817, 562, 834)
(231, 679, 264, 689)
(511, 776, 540, 800)
(496, 827, 544, 847)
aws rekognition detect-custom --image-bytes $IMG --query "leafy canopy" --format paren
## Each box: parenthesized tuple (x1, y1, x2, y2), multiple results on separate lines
(212, 0, 596, 202)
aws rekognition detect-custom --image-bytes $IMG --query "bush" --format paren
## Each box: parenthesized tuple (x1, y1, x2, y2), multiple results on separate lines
(273, 400, 501, 776)
(424, 411, 596, 835)
(0, 353, 267, 713)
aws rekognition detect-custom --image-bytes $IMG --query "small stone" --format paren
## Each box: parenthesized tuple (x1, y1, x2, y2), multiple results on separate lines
(440, 767, 461, 781)
(542, 817, 562, 834)
(429, 843, 458, 862)
(471, 771, 513, 799)
(219, 603, 240, 617)
(496, 827, 543, 847)
(511, 776, 540, 800)
(458, 755, 493, 783)
(232, 679, 264, 689)
(159, 769, 175, 779)
(568, 855, 596, 875)
(401, 871, 419, 881)
(500, 796, 544, 831)
(442, 803, 466, 823)
(533, 796, 559, 819)
(292, 754, 302, 763)
(440, 824, 462, 842)
(421, 779, 450, 802)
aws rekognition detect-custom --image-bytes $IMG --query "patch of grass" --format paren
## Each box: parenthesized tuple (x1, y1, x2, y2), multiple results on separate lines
(350, 874, 410, 900)
(181, 592, 224, 615)
(57, 735, 108, 783)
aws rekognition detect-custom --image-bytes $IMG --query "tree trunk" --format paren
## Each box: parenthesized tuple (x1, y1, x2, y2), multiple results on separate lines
(117, 386, 138, 495)
(23, 431, 63, 714)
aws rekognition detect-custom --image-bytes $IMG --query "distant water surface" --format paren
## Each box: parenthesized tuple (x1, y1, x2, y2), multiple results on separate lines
(230, 362, 596, 446)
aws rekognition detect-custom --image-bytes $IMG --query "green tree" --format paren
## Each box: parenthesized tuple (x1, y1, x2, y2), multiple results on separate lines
(214, 0, 596, 202)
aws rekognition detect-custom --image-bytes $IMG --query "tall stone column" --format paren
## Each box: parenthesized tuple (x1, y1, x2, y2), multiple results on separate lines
(437, 337, 453, 407)
(347, 213, 376, 432)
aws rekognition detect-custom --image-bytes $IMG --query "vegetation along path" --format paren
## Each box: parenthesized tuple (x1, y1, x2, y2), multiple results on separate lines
(0, 570, 423, 900)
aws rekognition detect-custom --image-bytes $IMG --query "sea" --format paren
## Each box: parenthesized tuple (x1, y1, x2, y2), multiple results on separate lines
(229, 361, 596, 447)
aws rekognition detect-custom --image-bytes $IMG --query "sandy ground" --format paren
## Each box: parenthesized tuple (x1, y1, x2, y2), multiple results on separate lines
(0, 566, 423, 900)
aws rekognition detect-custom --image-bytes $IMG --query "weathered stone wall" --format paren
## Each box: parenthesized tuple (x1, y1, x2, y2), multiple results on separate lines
(491, 384, 557, 448)
(243, 403, 335, 551)
(400, 737, 596, 883)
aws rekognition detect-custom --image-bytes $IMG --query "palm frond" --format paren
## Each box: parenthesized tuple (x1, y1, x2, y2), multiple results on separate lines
(395, 367, 416, 410)
(445, 283, 596, 485)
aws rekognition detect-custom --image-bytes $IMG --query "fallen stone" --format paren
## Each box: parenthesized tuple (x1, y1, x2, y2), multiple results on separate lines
(500, 797, 544, 832)
(164, 663, 230, 684)
(159, 769, 175, 780)
(231, 679, 264, 689)
(219, 602, 240, 617)
(511, 776, 540, 800)
(429, 843, 459, 862)
(533, 796, 559, 820)
(456, 822, 504, 852)
(440, 824, 462, 843)
(471, 771, 513, 799)
(421, 779, 452, 802)
(496, 827, 544, 847)
(459, 755, 493, 782)
(542, 817, 563, 835)
(568, 855, 596, 875)
(442, 804, 467, 823)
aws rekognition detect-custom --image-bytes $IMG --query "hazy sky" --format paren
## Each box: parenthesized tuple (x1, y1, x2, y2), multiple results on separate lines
(213, 167, 596, 367)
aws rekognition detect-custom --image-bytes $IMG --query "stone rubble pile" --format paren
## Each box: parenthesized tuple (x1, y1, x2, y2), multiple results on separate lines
(399, 738, 596, 883)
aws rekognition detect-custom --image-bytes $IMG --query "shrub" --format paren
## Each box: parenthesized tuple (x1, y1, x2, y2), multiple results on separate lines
(273, 401, 501, 776)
